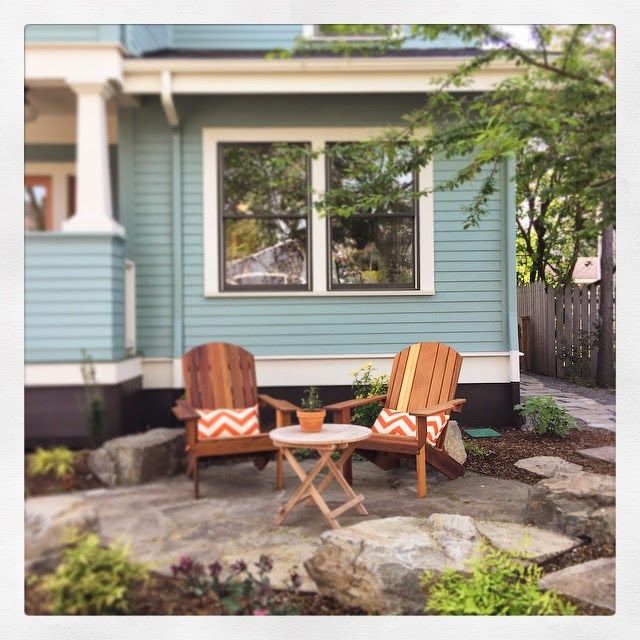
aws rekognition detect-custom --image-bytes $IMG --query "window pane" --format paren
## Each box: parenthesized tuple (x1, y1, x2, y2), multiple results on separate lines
(24, 180, 50, 231)
(330, 217, 415, 287)
(318, 25, 391, 37)
(221, 143, 309, 217)
(329, 142, 415, 215)
(224, 218, 308, 288)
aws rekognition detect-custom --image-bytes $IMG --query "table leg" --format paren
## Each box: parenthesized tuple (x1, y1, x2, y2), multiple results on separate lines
(308, 441, 358, 501)
(276, 448, 338, 528)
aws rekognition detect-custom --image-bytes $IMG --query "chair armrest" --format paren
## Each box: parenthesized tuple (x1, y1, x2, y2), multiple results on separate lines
(324, 394, 388, 411)
(409, 399, 466, 418)
(172, 399, 200, 421)
(258, 394, 298, 413)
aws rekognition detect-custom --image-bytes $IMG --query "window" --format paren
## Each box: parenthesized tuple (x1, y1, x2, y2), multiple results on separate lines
(304, 25, 402, 41)
(219, 142, 311, 291)
(202, 128, 434, 297)
(327, 143, 418, 290)
(24, 176, 52, 231)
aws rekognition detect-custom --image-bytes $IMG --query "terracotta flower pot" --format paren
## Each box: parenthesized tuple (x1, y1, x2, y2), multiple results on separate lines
(296, 409, 326, 433)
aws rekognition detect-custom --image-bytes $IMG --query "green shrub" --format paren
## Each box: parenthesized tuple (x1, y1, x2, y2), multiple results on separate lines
(43, 532, 147, 615)
(464, 440, 490, 457)
(422, 546, 576, 615)
(514, 396, 577, 437)
(350, 362, 389, 427)
(28, 447, 74, 480)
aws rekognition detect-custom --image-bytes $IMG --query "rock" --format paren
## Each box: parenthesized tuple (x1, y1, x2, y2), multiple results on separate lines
(526, 472, 615, 543)
(89, 428, 185, 486)
(577, 446, 615, 463)
(304, 513, 580, 614)
(475, 520, 580, 562)
(444, 420, 467, 466)
(539, 558, 615, 612)
(514, 456, 583, 478)
(25, 494, 98, 572)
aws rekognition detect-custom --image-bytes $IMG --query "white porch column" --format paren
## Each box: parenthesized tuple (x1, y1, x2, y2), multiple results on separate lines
(64, 82, 123, 235)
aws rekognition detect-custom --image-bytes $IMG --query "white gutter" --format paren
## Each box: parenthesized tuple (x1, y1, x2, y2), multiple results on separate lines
(160, 70, 179, 126)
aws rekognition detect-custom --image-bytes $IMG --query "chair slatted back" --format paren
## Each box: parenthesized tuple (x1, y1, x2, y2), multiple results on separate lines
(182, 343, 258, 409)
(387, 342, 463, 413)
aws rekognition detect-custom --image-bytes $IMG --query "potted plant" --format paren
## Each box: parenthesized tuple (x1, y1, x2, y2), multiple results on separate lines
(296, 386, 326, 433)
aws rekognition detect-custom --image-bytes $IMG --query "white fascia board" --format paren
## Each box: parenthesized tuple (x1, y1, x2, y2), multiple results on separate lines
(122, 57, 523, 95)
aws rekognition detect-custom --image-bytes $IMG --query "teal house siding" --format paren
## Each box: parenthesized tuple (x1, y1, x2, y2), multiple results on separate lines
(120, 94, 509, 359)
(118, 100, 174, 358)
(25, 24, 121, 44)
(25, 234, 126, 362)
(171, 25, 302, 50)
(25, 24, 467, 54)
(124, 25, 172, 55)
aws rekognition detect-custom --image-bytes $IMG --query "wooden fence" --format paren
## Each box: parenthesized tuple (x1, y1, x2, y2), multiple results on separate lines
(517, 281, 603, 380)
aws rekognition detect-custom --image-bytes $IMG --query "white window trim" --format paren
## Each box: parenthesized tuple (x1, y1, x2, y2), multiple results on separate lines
(301, 24, 403, 42)
(202, 126, 434, 298)
(24, 162, 75, 231)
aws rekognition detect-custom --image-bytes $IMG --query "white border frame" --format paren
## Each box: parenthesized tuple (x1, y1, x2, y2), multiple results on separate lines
(202, 126, 434, 297)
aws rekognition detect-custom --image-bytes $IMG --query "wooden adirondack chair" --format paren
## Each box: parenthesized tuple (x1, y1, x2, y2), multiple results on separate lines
(325, 342, 466, 498)
(172, 342, 298, 499)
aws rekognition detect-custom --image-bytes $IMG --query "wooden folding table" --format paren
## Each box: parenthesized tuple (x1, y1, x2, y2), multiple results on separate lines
(269, 423, 372, 529)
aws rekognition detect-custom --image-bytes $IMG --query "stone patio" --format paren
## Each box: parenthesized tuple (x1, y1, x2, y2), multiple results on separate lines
(520, 373, 616, 432)
(45, 460, 531, 590)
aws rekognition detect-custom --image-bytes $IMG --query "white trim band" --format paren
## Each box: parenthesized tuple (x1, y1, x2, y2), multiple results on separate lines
(25, 358, 142, 387)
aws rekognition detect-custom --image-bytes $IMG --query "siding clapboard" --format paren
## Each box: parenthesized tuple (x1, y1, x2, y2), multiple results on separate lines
(25, 235, 126, 362)
(121, 94, 506, 359)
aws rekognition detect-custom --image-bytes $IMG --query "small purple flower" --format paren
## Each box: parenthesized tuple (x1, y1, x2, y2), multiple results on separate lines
(230, 559, 247, 574)
(253, 608, 270, 616)
(208, 560, 222, 578)
(178, 555, 194, 572)
(256, 555, 274, 573)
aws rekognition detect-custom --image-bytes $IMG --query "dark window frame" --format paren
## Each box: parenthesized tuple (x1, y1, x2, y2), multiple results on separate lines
(217, 141, 313, 292)
(325, 143, 420, 292)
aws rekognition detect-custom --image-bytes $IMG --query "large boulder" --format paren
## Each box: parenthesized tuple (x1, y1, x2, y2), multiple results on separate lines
(444, 420, 467, 466)
(526, 472, 615, 543)
(304, 513, 580, 614)
(26, 494, 98, 572)
(89, 427, 185, 487)
(539, 558, 615, 612)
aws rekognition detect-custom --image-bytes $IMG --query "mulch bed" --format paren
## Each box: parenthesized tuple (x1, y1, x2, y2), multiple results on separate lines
(465, 426, 615, 486)
(25, 450, 105, 497)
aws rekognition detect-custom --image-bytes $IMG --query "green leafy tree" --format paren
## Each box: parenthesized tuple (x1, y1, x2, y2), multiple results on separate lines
(286, 24, 615, 386)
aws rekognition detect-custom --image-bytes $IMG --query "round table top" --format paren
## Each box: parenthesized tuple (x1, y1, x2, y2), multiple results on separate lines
(269, 423, 372, 447)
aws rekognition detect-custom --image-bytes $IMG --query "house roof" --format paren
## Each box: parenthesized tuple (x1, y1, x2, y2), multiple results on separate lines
(572, 256, 600, 282)
(137, 47, 485, 60)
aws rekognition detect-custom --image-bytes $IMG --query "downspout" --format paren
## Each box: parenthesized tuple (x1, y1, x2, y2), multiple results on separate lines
(504, 155, 520, 393)
(161, 71, 183, 387)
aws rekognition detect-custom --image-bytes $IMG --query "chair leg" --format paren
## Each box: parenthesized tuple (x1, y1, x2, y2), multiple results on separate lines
(276, 449, 284, 490)
(416, 446, 427, 498)
(193, 456, 200, 500)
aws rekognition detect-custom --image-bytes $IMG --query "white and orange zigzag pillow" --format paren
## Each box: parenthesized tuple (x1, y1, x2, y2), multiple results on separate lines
(372, 407, 449, 447)
(196, 405, 260, 440)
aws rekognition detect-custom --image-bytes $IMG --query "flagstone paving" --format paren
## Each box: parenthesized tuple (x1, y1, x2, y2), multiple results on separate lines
(520, 373, 616, 432)
(65, 460, 531, 590)
(577, 446, 616, 464)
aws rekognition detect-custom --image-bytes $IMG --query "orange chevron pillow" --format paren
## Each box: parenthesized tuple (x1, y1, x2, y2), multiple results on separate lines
(195, 404, 260, 440)
(372, 407, 450, 447)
